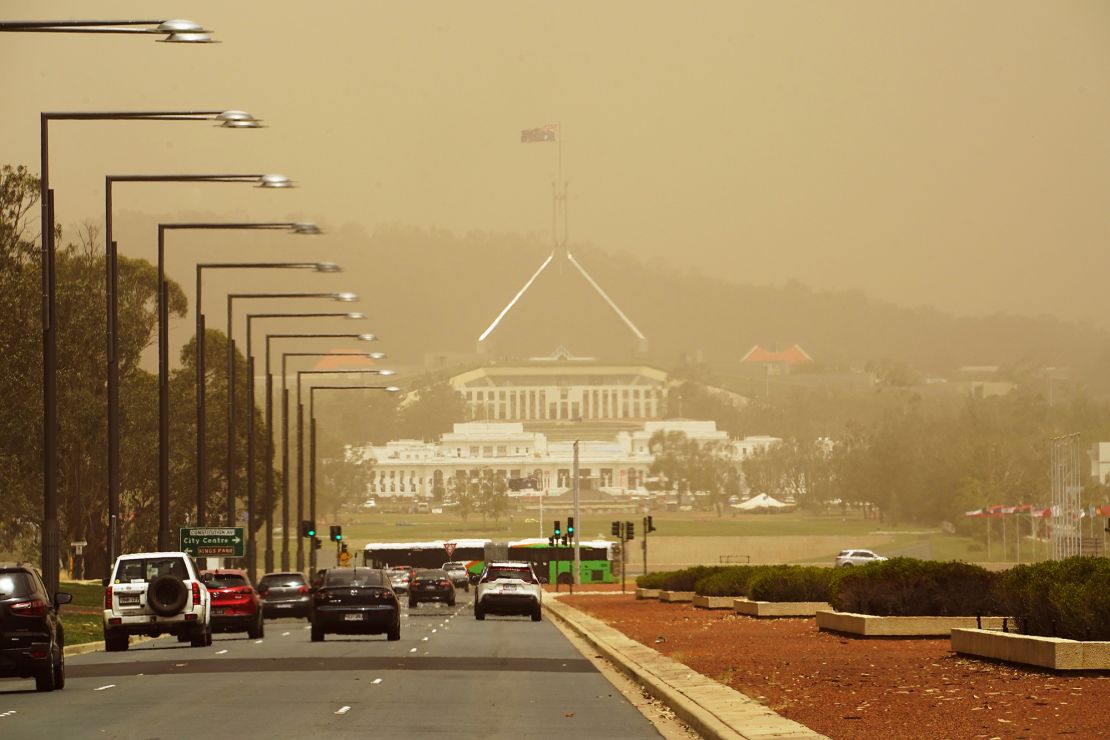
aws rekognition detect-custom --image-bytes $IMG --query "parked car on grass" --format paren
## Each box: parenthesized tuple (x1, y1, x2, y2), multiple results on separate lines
(201, 569, 263, 638)
(835, 549, 888, 567)
(0, 563, 70, 691)
(310, 568, 400, 641)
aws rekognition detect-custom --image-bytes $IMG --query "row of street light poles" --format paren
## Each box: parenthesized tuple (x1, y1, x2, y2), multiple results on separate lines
(5, 17, 400, 592)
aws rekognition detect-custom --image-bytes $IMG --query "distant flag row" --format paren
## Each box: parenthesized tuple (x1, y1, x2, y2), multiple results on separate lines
(521, 123, 558, 143)
(965, 504, 1110, 518)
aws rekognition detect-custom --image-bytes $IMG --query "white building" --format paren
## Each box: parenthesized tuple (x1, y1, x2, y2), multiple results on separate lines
(359, 420, 779, 499)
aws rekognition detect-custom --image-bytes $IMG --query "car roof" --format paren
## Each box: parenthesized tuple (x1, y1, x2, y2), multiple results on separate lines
(487, 561, 532, 568)
(117, 551, 190, 560)
(201, 568, 247, 576)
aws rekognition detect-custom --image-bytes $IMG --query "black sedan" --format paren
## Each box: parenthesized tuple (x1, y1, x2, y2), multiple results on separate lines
(310, 568, 400, 641)
(408, 569, 456, 608)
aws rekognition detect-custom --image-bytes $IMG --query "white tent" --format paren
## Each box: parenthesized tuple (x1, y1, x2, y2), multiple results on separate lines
(733, 493, 789, 510)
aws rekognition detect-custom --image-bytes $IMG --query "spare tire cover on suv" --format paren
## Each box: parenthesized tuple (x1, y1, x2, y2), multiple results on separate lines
(148, 575, 189, 616)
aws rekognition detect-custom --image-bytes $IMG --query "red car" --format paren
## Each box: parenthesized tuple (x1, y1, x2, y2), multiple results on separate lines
(201, 569, 263, 639)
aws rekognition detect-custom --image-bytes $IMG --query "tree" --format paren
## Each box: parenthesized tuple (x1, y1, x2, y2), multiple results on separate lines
(396, 380, 469, 440)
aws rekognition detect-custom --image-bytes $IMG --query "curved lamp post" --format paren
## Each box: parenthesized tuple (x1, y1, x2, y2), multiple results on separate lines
(224, 295, 358, 554)
(272, 340, 381, 569)
(104, 171, 284, 562)
(308, 385, 401, 570)
(0, 19, 216, 43)
(29, 105, 250, 589)
(299, 373, 399, 572)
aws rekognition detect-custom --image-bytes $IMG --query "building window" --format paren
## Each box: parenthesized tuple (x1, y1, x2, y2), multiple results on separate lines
(483, 446, 493, 456)
(469, 446, 479, 457)
(496, 446, 507, 456)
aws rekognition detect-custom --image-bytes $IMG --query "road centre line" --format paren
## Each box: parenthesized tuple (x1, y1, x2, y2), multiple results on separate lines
(216, 649, 228, 655)
(282, 631, 290, 636)
(372, 678, 382, 685)
(0, 711, 16, 717)
(335, 706, 351, 715)
(94, 684, 115, 691)
(254, 640, 263, 644)
(409, 648, 417, 653)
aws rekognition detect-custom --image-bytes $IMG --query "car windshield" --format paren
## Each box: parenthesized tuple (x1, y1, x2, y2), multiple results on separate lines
(0, 572, 32, 598)
(115, 557, 188, 583)
(386, 569, 409, 578)
(484, 567, 534, 583)
(203, 573, 248, 589)
(325, 570, 385, 587)
(258, 574, 306, 589)
(415, 570, 448, 581)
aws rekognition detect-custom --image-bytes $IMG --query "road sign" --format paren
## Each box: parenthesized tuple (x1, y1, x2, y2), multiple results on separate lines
(339, 550, 352, 566)
(179, 527, 245, 557)
(443, 541, 457, 558)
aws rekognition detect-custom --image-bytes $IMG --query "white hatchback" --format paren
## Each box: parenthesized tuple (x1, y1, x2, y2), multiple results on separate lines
(834, 549, 887, 567)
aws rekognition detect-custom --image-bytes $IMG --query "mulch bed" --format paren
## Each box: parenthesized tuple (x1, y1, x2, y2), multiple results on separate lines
(562, 594, 1110, 739)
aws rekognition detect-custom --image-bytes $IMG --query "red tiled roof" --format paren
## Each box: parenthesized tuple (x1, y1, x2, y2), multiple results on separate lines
(740, 344, 813, 365)
(311, 351, 379, 371)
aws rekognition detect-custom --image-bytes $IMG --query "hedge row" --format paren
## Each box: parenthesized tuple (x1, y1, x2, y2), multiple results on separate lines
(639, 557, 1110, 640)
(996, 557, 1110, 641)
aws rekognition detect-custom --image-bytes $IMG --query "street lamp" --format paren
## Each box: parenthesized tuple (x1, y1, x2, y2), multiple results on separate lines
(271, 341, 381, 569)
(302, 378, 401, 571)
(225, 295, 359, 540)
(243, 314, 367, 579)
(104, 173, 285, 563)
(0, 18, 215, 43)
(31, 108, 255, 590)
(157, 261, 337, 557)
(169, 223, 324, 531)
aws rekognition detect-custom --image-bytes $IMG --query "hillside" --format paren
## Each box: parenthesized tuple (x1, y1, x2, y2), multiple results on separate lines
(328, 224, 1110, 390)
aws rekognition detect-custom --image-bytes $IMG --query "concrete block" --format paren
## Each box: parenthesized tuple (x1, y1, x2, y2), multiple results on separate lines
(635, 588, 661, 600)
(692, 595, 735, 609)
(816, 610, 1007, 637)
(734, 600, 831, 618)
(951, 628, 1110, 670)
(659, 590, 695, 602)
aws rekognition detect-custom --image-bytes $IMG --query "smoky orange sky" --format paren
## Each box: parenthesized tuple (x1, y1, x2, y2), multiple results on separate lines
(3, 1, 1109, 326)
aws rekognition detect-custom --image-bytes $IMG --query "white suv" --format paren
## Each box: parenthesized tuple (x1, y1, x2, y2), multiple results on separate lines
(103, 552, 211, 651)
(474, 561, 543, 622)
(834, 549, 888, 567)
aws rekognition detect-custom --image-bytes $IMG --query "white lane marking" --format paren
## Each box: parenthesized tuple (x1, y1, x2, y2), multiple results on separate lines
(0, 710, 16, 717)
(282, 631, 290, 636)
(216, 649, 228, 655)
(254, 640, 263, 644)
(421, 637, 429, 642)
(372, 678, 382, 685)
(408, 648, 417, 653)
(431, 629, 437, 633)
(303, 625, 311, 630)
(94, 684, 116, 691)
(335, 706, 351, 715)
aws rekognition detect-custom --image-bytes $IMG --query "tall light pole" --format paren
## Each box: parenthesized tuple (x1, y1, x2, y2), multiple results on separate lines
(0, 19, 215, 42)
(169, 222, 322, 530)
(244, 313, 367, 578)
(27, 104, 240, 590)
(274, 341, 381, 569)
(104, 169, 280, 564)
(308, 386, 399, 572)
(154, 262, 336, 561)
(299, 377, 399, 572)
(225, 294, 357, 553)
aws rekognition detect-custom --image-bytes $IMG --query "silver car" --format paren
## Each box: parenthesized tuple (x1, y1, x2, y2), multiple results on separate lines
(834, 549, 888, 567)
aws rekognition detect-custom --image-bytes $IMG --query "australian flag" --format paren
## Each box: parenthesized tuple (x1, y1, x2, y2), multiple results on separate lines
(521, 124, 558, 143)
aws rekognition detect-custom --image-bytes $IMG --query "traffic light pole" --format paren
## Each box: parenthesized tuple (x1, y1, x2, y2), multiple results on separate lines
(572, 441, 580, 594)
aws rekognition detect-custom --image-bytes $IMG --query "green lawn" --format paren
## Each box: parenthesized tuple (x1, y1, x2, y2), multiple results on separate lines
(60, 611, 102, 646)
(59, 581, 103, 608)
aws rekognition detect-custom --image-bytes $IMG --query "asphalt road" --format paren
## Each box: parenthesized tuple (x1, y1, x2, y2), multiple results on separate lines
(0, 590, 665, 738)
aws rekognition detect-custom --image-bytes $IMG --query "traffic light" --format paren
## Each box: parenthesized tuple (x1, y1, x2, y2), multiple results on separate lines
(301, 520, 316, 538)
(625, 521, 635, 540)
(646, 515, 656, 533)
(611, 521, 621, 537)
(330, 525, 342, 542)
(567, 517, 575, 536)
(312, 536, 322, 550)
(554, 520, 562, 537)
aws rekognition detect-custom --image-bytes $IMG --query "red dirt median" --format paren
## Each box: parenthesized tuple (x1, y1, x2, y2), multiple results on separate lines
(561, 594, 1110, 740)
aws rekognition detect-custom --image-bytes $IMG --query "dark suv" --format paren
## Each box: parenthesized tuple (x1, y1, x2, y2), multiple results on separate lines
(0, 563, 71, 691)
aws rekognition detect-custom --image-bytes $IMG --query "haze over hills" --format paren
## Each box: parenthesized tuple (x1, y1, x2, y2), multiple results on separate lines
(129, 216, 1110, 390)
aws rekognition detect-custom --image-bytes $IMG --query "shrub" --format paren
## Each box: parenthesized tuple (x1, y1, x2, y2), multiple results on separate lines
(830, 558, 1000, 616)
(635, 571, 670, 589)
(748, 566, 835, 603)
(695, 566, 774, 597)
(996, 557, 1110, 640)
